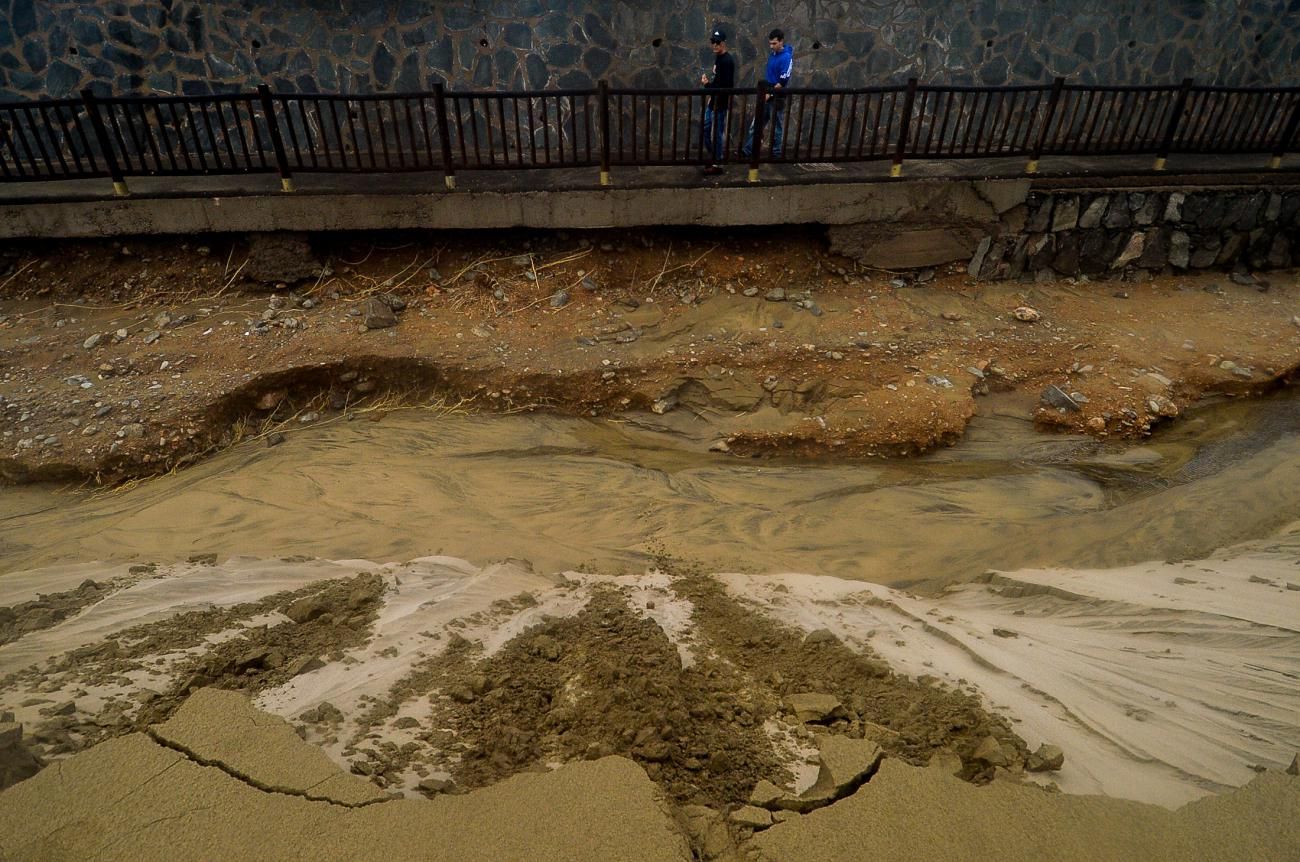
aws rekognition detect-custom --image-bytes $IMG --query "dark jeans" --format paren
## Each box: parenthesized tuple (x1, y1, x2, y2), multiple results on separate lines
(741, 99, 785, 158)
(703, 106, 729, 163)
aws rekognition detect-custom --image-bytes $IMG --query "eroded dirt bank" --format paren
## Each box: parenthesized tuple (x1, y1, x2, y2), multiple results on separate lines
(1, 228, 1297, 485)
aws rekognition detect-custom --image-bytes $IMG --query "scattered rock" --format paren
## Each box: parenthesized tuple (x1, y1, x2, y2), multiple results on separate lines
(82, 334, 102, 350)
(1026, 743, 1065, 773)
(188, 553, 218, 566)
(764, 288, 786, 302)
(549, 290, 570, 308)
(802, 629, 839, 646)
(362, 297, 398, 329)
(266, 432, 286, 448)
(785, 692, 847, 723)
(418, 777, 457, 796)
(972, 735, 1010, 768)
(256, 390, 286, 411)
(1012, 306, 1040, 322)
(1040, 385, 1080, 412)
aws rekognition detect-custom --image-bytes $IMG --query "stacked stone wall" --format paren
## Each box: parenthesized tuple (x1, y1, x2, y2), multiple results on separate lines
(970, 189, 1300, 281)
(1, 1, 1298, 101)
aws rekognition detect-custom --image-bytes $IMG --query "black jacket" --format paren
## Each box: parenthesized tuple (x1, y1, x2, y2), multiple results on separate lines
(706, 52, 736, 111)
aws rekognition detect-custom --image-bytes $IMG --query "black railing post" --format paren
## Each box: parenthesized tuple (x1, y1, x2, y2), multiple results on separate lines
(598, 79, 611, 186)
(1155, 77, 1194, 171)
(892, 77, 918, 177)
(1272, 90, 1300, 169)
(80, 88, 127, 196)
(1028, 77, 1065, 174)
(256, 84, 294, 192)
(748, 81, 768, 183)
(433, 82, 456, 190)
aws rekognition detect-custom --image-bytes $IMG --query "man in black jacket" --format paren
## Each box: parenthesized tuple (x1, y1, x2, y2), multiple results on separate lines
(700, 28, 735, 175)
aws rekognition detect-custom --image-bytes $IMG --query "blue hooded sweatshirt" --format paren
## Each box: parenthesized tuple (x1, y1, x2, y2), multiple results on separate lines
(765, 44, 793, 89)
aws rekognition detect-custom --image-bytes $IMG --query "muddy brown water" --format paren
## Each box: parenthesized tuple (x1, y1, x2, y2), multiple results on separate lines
(0, 390, 1296, 588)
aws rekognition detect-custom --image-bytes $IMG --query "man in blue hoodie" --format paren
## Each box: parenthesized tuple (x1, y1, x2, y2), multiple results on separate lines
(741, 29, 793, 160)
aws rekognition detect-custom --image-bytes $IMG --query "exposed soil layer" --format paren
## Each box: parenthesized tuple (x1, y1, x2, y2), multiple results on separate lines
(1, 228, 1297, 485)
(344, 574, 1026, 812)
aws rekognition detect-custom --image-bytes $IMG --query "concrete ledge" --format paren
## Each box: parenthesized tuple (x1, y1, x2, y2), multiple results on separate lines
(0, 178, 1031, 238)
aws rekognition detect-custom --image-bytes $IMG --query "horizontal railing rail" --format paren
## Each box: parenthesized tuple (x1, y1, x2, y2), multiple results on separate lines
(0, 77, 1297, 193)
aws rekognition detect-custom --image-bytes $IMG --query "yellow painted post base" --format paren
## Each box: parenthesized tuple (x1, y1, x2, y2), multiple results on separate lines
(1153, 157, 1167, 171)
(112, 180, 129, 196)
(747, 168, 759, 183)
(600, 170, 610, 186)
(1270, 155, 1283, 169)
(1025, 159, 1039, 174)
(444, 175, 457, 190)
(280, 177, 295, 192)
(889, 163, 902, 178)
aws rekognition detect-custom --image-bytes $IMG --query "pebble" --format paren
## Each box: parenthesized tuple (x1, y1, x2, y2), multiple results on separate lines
(764, 288, 787, 302)
(742, 287, 759, 297)
(1012, 306, 1041, 322)
(82, 334, 102, 350)
(143, 331, 162, 344)
(550, 290, 570, 308)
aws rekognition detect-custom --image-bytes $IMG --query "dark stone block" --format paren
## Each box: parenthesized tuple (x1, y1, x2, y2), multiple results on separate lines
(557, 68, 591, 89)
(207, 52, 239, 78)
(163, 27, 189, 53)
(583, 46, 611, 79)
(1051, 232, 1080, 274)
(45, 59, 82, 97)
(427, 36, 453, 72)
(83, 57, 114, 78)
(185, 7, 204, 52)
(102, 44, 147, 72)
(504, 23, 531, 50)
(295, 74, 318, 93)
(147, 71, 176, 94)
(21, 38, 46, 72)
(547, 43, 582, 69)
(583, 13, 615, 50)
(88, 79, 112, 98)
(175, 55, 205, 77)
(317, 58, 337, 90)
(472, 54, 493, 88)
(1074, 31, 1096, 61)
(1195, 196, 1228, 230)
(0, 18, 12, 50)
(1078, 230, 1113, 275)
(11, 0, 36, 39)
(1137, 227, 1170, 268)
(1103, 198, 1132, 229)
(130, 5, 159, 27)
(402, 22, 439, 48)
(373, 43, 395, 86)
(444, 7, 475, 29)
(332, 34, 353, 56)
(181, 78, 211, 96)
(0, 52, 20, 71)
(840, 30, 874, 55)
(397, 0, 433, 25)
(396, 52, 421, 91)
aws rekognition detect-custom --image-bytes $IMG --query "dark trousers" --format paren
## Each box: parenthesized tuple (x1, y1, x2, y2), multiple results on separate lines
(703, 106, 728, 163)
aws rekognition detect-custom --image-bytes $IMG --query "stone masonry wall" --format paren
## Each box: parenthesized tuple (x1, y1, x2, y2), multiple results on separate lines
(2, 1, 1299, 101)
(969, 188, 1300, 281)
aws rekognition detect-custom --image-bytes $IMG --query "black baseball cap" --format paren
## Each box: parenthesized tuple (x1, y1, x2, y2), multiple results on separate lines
(710, 29, 726, 43)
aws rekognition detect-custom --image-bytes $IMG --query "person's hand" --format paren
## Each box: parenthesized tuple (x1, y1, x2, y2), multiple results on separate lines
(764, 92, 771, 101)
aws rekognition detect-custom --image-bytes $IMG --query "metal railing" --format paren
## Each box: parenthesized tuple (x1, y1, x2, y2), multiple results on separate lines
(0, 77, 1297, 193)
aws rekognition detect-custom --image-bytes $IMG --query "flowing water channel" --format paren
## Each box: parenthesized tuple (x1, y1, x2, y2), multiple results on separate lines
(1, 390, 1298, 585)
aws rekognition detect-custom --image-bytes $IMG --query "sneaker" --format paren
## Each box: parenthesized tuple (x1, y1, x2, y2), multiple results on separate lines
(702, 165, 724, 175)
